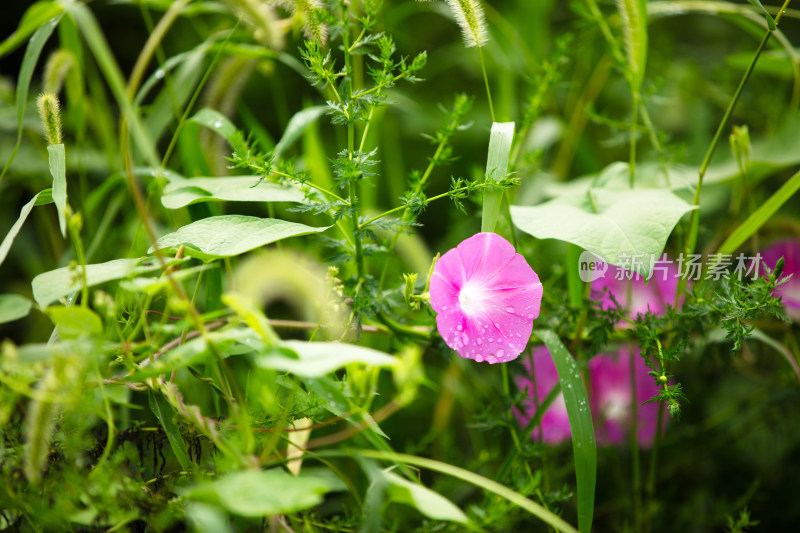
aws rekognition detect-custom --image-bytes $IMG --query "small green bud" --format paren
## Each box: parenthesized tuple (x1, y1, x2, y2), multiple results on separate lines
(774, 256, 785, 280)
(658, 374, 668, 384)
(403, 273, 419, 310)
(36, 93, 63, 146)
(729, 124, 750, 172)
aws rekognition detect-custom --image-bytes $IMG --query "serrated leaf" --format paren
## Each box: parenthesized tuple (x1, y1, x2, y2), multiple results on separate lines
(149, 215, 330, 261)
(257, 340, 397, 378)
(380, 469, 469, 523)
(274, 105, 328, 158)
(189, 108, 238, 142)
(45, 306, 102, 339)
(535, 330, 596, 533)
(149, 391, 194, 471)
(161, 176, 306, 209)
(482, 121, 515, 233)
(179, 469, 336, 517)
(0, 294, 33, 324)
(31, 256, 186, 308)
(511, 187, 694, 276)
(48, 144, 67, 237)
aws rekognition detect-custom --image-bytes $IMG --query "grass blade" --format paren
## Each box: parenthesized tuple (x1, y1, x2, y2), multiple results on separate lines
(717, 168, 800, 255)
(1, 12, 62, 180)
(48, 144, 67, 237)
(0, 191, 45, 268)
(481, 121, 514, 233)
(149, 391, 194, 471)
(535, 329, 596, 533)
(352, 450, 578, 533)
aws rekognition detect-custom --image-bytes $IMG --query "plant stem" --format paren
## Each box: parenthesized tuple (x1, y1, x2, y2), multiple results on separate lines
(478, 46, 496, 122)
(675, 0, 792, 307)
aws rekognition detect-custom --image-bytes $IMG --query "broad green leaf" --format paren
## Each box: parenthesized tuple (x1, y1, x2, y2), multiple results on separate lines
(0, 191, 48, 269)
(189, 108, 238, 142)
(48, 144, 67, 237)
(13, 338, 102, 364)
(150, 215, 330, 261)
(274, 105, 328, 158)
(149, 391, 194, 471)
(511, 187, 695, 276)
(535, 330, 596, 533)
(179, 469, 336, 517)
(32, 257, 186, 308)
(45, 306, 102, 339)
(1, 11, 62, 179)
(161, 176, 306, 209)
(34, 188, 54, 206)
(380, 469, 469, 523)
(0, 294, 33, 324)
(616, 0, 648, 93)
(745, 0, 776, 30)
(257, 341, 397, 378)
(717, 168, 800, 255)
(185, 503, 232, 533)
(481, 121, 515, 234)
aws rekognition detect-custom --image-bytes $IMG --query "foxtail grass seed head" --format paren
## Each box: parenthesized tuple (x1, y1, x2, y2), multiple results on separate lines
(36, 93, 63, 146)
(445, 0, 488, 48)
(43, 49, 75, 95)
(221, 0, 284, 50)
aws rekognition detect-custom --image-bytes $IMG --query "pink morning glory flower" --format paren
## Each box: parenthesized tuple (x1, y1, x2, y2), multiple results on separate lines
(592, 260, 681, 318)
(761, 239, 800, 321)
(515, 346, 665, 447)
(514, 346, 571, 444)
(429, 232, 543, 364)
(588, 349, 664, 447)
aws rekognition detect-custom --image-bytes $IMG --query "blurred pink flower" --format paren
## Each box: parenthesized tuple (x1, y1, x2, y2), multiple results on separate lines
(761, 239, 800, 320)
(429, 232, 543, 364)
(589, 349, 663, 447)
(592, 260, 681, 318)
(514, 346, 571, 444)
(515, 347, 664, 447)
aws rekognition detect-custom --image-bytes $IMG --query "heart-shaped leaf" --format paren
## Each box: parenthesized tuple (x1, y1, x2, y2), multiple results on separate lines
(511, 188, 694, 275)
(161, 176, 306, 209)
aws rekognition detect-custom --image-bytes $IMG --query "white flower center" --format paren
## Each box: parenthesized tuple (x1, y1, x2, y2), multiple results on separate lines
(458, 282, 486, 316)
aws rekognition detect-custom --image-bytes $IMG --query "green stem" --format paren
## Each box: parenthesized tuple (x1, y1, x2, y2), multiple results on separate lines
(67, 213, 89, 308)
(629, 91, 639, 188)
(478, 46, 496, 122)
(675, 0, 791, 306)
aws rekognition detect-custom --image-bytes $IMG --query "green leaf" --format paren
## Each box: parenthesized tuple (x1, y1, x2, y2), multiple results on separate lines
(274, 105, 328, 158)
(149, 215, 330, 261)
(68, 3, 159, 167)
(257, 341, 397, 378)
(32, 256, 186, 308)
(189, 108, 239, 143)
(0, 191, 45, 269)
(1, 10, 62, 179)
(161, 176, 306, 209)
(511, 187, 694, 276)
(149, 391, 194, 471)
(48, 144, 67, 237)
(380, 469, 469, 523)
(535, 330, 596, 533)
(179, 469, 336, 517)
(717, 168, 800, 255)
(616, 0, 648, 93)
(45, 306, 102, 339)
(744, 0, 776, 30)
(0, 294, 33, 324)
(34, 188, 54, 205)
(0, 2, 63, 58)
(481, 121, 515, 234)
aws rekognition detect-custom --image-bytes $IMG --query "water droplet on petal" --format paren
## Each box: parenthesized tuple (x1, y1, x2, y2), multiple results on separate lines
(462, 332, 469, 345)
(527, 313, 535, 319)
(505, 306, 515, 313)
(456, 324, 463, 331)
(497, 349, 505, 358)
(475, 354, 484, 363)
(477, 338, 482, 345)
(486, 355, 498, 364)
